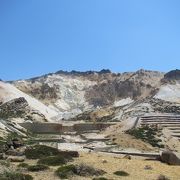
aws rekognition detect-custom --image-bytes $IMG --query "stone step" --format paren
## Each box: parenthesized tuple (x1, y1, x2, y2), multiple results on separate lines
(141, 118, 180, 120)
(161, 124, 180, 127)
(141, 120, 180, 122)
(167, 127, 180, 130)
(141, 116, 180, 118)
(141, 122, 180, 125)
(171, 134, 180, 138)
(170, 130, 180, 133)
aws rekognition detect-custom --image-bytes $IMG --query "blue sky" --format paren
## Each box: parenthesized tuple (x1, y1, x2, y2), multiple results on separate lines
(0, 0, 180, 80)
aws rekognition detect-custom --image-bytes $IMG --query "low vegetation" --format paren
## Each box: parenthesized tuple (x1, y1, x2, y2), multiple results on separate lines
(37, 155, 68, 166)
(25, 145, 60, 159)
(56, 165, 76, 179)
(18, 163, 29, 168)
(75, 163, 106, 176)
(0, 171, 33, 180)
(126, 125, 164, 148)
(0, 160, 10, 167)
(113, 170, 129, 176)
(56, 164, 106, 179)
(92, 177, 108, 180)
(25, 145, 78, 160)
(27, 164, 49, 172)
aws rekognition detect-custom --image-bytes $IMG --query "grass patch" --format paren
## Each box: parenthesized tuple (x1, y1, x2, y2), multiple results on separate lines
(27, 164, 49, 172)
(37, 155, 68, 166)
(114, 171, 129, 176)
(126, 125, 164, 148)
(0, 171, 33, 180)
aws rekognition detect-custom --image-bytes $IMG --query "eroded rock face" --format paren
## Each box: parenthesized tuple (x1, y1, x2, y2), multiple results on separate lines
(13, 69, 164, 113)
(0, 97, 28, 119)
(0, 97, 47, 122)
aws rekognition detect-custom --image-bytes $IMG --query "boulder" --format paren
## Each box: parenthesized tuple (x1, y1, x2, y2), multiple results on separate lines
(160, 151, 180, 165)
(0, 153, 5, 160)
(157, 174, 170, 180)
(144, 165, 153, 170)
(5, 149, 24, 156)
(12, 138, 24, 148)
(7, 156, 25, 162)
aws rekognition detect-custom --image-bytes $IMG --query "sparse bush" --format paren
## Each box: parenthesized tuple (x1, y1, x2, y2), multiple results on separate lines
(25, 145, 78, 160)
(92, 177, 108, 180)
(25, 145, 60, 159)
(114, 170, 129, 176)
(27, 164, 49, 172)
(56, 165, 76, 179)
(126, 125, 164, 148)
(55, 164, 106, 179)
(18, 163, 29, 168)
(37, 155, 67, 166)
(0, 171, 33, 180)
(0, 160, 10, 167)
(75, 163, 106, 176)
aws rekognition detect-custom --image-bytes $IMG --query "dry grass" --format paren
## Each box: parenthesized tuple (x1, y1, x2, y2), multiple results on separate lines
(11, 152, 180, 180)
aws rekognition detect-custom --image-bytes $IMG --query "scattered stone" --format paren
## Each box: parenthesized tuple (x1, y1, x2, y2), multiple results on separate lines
(160, 151, 180, 165)
(102, 159, 107, 163)
(123, 155, 131, 160)
(144, 165, 153, 170)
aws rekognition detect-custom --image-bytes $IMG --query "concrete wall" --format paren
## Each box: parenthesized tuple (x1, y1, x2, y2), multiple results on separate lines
(19, 122, 114, 134)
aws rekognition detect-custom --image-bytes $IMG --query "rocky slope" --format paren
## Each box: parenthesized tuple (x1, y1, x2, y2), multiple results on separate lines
(11, 69, 167, 120)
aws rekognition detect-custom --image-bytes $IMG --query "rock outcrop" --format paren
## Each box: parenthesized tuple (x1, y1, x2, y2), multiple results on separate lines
(160, 151, 180, 165)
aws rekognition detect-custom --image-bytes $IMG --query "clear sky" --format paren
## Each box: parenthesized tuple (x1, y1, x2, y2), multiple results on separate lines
(0, 0, 180, 80)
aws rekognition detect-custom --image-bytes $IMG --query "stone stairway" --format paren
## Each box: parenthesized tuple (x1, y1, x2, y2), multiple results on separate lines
(139, 115, 180, 141)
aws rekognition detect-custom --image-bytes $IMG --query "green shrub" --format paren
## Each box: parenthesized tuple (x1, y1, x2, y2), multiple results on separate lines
(126, 125, 164, 148)
(18, 163, 29, 168)
(0, 160, 10, 167)
(92, 177, 108, 180)
(37, 155, 68, 166)
(114, 171, 129, 176)
(55, 164, 106, 179)
(56, 165, 76, 179)
(75, 163, 106, 176)
(25, 145, 60, 159)
(25, 145, 76, 160)
(0, 171, 33, 180)
(27, 164, 49, 172)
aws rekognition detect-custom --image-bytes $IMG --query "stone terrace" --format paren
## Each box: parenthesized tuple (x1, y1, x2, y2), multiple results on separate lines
(139, 115, 180, 141)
